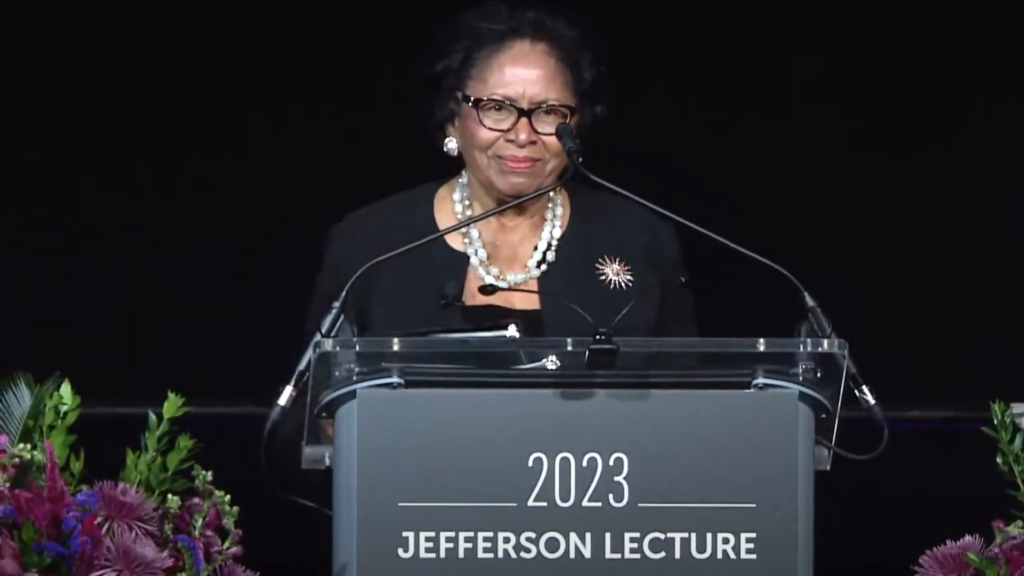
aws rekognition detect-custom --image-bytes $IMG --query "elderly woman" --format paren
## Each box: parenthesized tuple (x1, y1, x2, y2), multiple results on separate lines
(271, 3, 699, 518)
(304, 2, 696, 340)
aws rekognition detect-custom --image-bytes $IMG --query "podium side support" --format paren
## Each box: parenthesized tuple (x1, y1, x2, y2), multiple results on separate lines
(333, 402, 358, 576)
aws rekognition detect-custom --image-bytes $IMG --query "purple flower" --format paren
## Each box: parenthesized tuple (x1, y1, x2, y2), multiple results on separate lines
(175, 534, 206, 573)
(34, 540, 70, 562)
(0, 506, 14, 521)
(65, 515, 87, 556)
(211, 561, 260, 576)
(62, 513, 80, 534)
(92, 480, 159, 538)
(990, 535, 1024, 574)
(91, 531, 173, 576)
(914, 534, 987, 576)
(73, 488, 100, 511)
(172, 495, 244, 564)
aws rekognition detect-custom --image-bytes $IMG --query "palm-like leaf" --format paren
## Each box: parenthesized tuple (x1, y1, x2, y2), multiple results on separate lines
(0, 372, 60, 445)
(1012, 403, 1024, 430)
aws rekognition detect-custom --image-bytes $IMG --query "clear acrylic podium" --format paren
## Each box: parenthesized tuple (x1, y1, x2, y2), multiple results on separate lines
(303, 337, 848, 576)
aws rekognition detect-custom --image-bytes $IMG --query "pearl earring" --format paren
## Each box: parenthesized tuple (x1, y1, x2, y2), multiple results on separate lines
(443, 136, 459, 157)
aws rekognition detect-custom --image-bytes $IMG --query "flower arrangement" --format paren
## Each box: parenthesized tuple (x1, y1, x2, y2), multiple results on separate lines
(914, 401, 1024, 576)
(0, 373, 258, 576)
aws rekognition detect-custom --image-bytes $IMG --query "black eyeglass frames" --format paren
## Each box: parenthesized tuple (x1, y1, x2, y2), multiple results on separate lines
(459, 93, 577, 136)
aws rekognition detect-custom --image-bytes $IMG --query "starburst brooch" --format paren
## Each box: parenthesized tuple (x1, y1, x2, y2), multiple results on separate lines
(596, 256, 634, 290)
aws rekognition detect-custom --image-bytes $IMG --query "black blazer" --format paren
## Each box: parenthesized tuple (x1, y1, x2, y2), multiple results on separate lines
(272, 178, 698, 506)
(303, 178, 697, 340)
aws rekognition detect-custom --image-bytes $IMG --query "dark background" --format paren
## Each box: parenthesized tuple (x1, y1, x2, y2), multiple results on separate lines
(3, 8, 1020, 575)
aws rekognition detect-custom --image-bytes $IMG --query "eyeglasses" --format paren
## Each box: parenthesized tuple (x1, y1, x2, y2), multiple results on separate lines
(459, 93, 577, 136)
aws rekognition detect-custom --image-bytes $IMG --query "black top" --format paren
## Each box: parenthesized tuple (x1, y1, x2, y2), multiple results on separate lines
(273, 177, 697, 506)
(303, 178, 697, 340)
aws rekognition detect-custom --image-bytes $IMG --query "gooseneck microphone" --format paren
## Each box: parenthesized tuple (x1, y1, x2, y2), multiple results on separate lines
(261, 165, 578, 514)
(555, 124, 836, 354)
(273, 164, 575, 413)
(554, 123, 886, 459)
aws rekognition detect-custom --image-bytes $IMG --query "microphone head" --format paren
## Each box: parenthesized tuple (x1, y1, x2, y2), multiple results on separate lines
(555, 123, 581, 158)
(555, 122, 575, 139)
(478, 284, 502, 296)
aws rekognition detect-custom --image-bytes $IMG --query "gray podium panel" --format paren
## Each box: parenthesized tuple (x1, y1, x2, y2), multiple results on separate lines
(333, 388, 815, 576)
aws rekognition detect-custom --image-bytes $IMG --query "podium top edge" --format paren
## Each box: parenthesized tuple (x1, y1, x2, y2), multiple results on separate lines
(312, 337, 848, 354)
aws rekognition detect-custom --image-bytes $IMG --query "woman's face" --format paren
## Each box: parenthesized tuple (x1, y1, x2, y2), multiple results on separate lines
(449, 40, 577, 201)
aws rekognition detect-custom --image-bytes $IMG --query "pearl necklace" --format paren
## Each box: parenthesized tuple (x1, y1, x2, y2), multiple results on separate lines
(453, 170, 563, 288)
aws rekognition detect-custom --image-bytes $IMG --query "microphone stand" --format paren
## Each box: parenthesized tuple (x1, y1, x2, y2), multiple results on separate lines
(553, 123, 888, 460)
(275, 164, 575, 412)
(261, 165, 578, 502)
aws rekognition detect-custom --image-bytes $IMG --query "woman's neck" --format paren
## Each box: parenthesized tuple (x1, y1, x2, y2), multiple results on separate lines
(468, 176, 552, 225)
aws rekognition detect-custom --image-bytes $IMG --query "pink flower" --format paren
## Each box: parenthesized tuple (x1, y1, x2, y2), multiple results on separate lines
(43, 440, 71, 508)
(913, 534, 987, 576)
(0, 534, 22, 576)
(10, 440, 76, 540)
(73, 515, 105, 576)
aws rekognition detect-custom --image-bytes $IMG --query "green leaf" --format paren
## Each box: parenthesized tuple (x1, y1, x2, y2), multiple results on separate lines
(965, 551, 1001, 575)
(166, 433, 198, 472)
(149, 459, 168, 492)
(988, 400, 1024, 517)
(0, 372, 60, 445)
(166, 441, 189, 472)
(145, 412, 161, 452)
(70, 449, 85, 477)
(122, 448, 139, 485)
(49, 426, 69, 463)
(0, 376, 33, 439)
(61, 407, 79, 428)
(57, 379, 74, 404)
(117, 392, 196, 501)
(19, 521, 40, 546)
(162, 392, 187, 420)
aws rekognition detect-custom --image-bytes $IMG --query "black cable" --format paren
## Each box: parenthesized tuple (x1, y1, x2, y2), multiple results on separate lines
(815, 373, 890, 460)
(260, 412, 333, 515)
